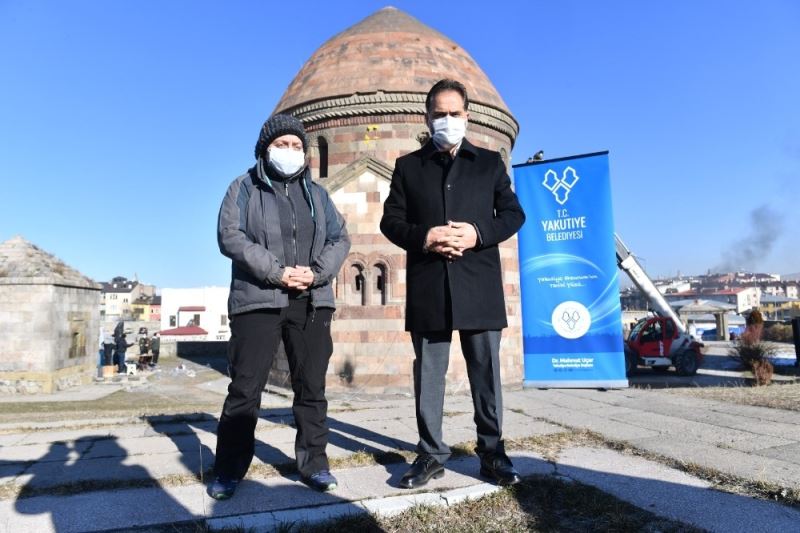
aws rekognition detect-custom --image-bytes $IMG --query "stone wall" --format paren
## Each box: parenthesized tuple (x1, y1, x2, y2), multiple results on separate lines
(0, 284, 100, 394)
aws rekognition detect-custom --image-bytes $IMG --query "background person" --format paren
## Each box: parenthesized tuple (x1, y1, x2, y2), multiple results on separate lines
(114, 333, 133, 374)
(102, 330, 115, 367)
(138, 332, 150, 356)
(149, 332, 160, 367)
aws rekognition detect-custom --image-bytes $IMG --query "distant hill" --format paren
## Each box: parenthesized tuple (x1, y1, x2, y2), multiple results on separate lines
(782, 272, 800, 281)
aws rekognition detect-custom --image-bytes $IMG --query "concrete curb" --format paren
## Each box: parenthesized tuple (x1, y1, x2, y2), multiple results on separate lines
(207, 482, 503, 532)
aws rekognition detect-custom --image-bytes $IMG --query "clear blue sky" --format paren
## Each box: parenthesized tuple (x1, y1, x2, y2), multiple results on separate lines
(2, 1, 798, 288)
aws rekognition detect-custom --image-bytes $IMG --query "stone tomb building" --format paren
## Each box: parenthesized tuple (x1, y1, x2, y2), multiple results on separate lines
(0, 236, 102, 394)
(270, 8, 523, 392)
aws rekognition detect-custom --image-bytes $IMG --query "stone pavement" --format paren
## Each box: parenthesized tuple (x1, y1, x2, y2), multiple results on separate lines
(1, 362, 799, 532)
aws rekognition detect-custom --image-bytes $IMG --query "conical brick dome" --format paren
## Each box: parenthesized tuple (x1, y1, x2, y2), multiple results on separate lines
(275, 7, 512, 117)
(272, 7, 518, 179)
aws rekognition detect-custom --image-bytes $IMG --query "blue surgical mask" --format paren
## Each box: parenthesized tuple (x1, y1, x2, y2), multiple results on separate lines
(430, 116, 467, 149)
(267, 147, 306, 177)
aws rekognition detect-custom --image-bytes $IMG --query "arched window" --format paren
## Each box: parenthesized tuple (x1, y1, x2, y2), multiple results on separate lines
(351, 264, 366, 306)
(318, 136, 329, 178)
(372, 263, 387, 305)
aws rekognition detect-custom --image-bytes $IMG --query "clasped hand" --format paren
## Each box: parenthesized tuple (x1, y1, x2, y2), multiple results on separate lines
(281, 266, 314, 290)
(425, 221, 477, 260)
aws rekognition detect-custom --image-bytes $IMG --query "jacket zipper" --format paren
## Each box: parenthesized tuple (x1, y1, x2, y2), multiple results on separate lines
(304, 179, 320, 310)
(284, 181, 299, 267)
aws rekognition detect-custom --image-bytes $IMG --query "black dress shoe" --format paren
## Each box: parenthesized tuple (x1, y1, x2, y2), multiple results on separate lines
(400, 454, 445, 488)
(480, 454, 521, 486)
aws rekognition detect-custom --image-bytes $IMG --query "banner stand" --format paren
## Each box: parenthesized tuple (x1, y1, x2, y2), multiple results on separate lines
(514, 151, 628, 389)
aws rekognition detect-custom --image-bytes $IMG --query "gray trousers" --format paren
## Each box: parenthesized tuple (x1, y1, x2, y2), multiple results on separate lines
(411, 329, 504, 464)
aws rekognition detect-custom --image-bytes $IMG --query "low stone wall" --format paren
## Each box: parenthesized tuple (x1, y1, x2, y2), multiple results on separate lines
(0, 363, 94, 395)
(160, 340, 228, 359)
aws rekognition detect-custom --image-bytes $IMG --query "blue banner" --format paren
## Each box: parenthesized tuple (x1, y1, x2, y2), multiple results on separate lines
(513, 152, 627, 388)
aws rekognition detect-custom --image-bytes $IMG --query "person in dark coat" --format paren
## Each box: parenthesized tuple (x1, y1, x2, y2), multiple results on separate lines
(149, 332, 160, 366)
(138, 333, 149, 356)
(102, 330, 116, 367)
(212, 113, 350, 500)
(380, 79, 526, 489)
(114, 334, 133, 374)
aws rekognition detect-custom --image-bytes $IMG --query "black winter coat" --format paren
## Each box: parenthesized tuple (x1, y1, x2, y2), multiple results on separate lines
(380, 139, 525, 332)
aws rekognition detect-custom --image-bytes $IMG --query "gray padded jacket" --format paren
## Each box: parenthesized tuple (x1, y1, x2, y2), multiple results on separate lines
(217, 159, 350, 315)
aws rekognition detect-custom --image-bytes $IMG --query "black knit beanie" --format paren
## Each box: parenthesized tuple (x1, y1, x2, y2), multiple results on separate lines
(254, 114, 308, 159)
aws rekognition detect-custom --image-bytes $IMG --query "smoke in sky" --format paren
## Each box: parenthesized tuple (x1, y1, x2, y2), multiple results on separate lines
(714, 205, 782, 273)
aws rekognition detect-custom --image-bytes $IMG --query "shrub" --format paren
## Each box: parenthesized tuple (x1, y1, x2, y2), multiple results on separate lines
(752, 359, 774, 386)
(729, 333, 777, 386)
(763, 324, 793, 343)
(729, 340, 777, 366)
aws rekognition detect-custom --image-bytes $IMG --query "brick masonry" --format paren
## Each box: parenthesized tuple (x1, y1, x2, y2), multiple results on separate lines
(276, 166, 522, 394)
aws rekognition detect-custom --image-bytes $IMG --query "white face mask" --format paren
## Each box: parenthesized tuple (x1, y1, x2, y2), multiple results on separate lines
(430, 115, 467, 149)
(267, 147, 305, 177)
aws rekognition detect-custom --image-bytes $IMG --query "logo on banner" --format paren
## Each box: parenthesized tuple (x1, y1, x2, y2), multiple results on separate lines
(551, 300, 591, 339)
(542, 166, 580, 205)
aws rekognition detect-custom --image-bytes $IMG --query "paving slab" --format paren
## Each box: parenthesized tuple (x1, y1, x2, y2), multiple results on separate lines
(653, 393, 800, 424)
(753, 442, 800, 465)
(17, 428, 132, 447)
(0, 451, 550, 533)
(0, 434, 27, 447)
(209, 502, 365, 533)
(1, 437, 102, 464)
(529, 404, 662, 441)
(604, 409, 758, 446)
(693, 409, 797, 439)
(621, 400, 800, 439)
(557, 446, 800, 533)
(502, 418, 564, 440)
(628, 436, 800, 489)
(536, 390, 612, 411)
(724, 434, 796, 453)
(2, 381, 800, 532)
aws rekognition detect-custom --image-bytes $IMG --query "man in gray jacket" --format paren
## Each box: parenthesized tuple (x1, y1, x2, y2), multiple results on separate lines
(212, 114, 350, 499)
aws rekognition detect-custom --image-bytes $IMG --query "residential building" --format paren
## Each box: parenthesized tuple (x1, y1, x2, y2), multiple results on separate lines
(131, 294, 161, 322)
(160, 287, 230, 341)
(666, 287, 761, 314)
(759, 294, 800, 321)
(101, 276, 156, 319)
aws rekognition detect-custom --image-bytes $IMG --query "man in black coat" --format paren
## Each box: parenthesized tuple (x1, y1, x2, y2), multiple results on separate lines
(381, 79, 526, 488)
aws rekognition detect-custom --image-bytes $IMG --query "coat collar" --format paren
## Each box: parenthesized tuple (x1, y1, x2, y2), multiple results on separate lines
(420, 138, 478, 164)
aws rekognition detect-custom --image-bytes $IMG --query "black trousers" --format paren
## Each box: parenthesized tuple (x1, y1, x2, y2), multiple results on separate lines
(103, 343, 115, 366)
(214, 299, 334, 479)
(114, 350, 127, 373)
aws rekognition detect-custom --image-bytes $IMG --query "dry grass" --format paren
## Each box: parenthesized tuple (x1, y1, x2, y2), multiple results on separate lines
(304, 476, 702, 533)
(0, 362, 227, 426)
(666, 381, 800, 411)
(506, 430, 598, 461)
